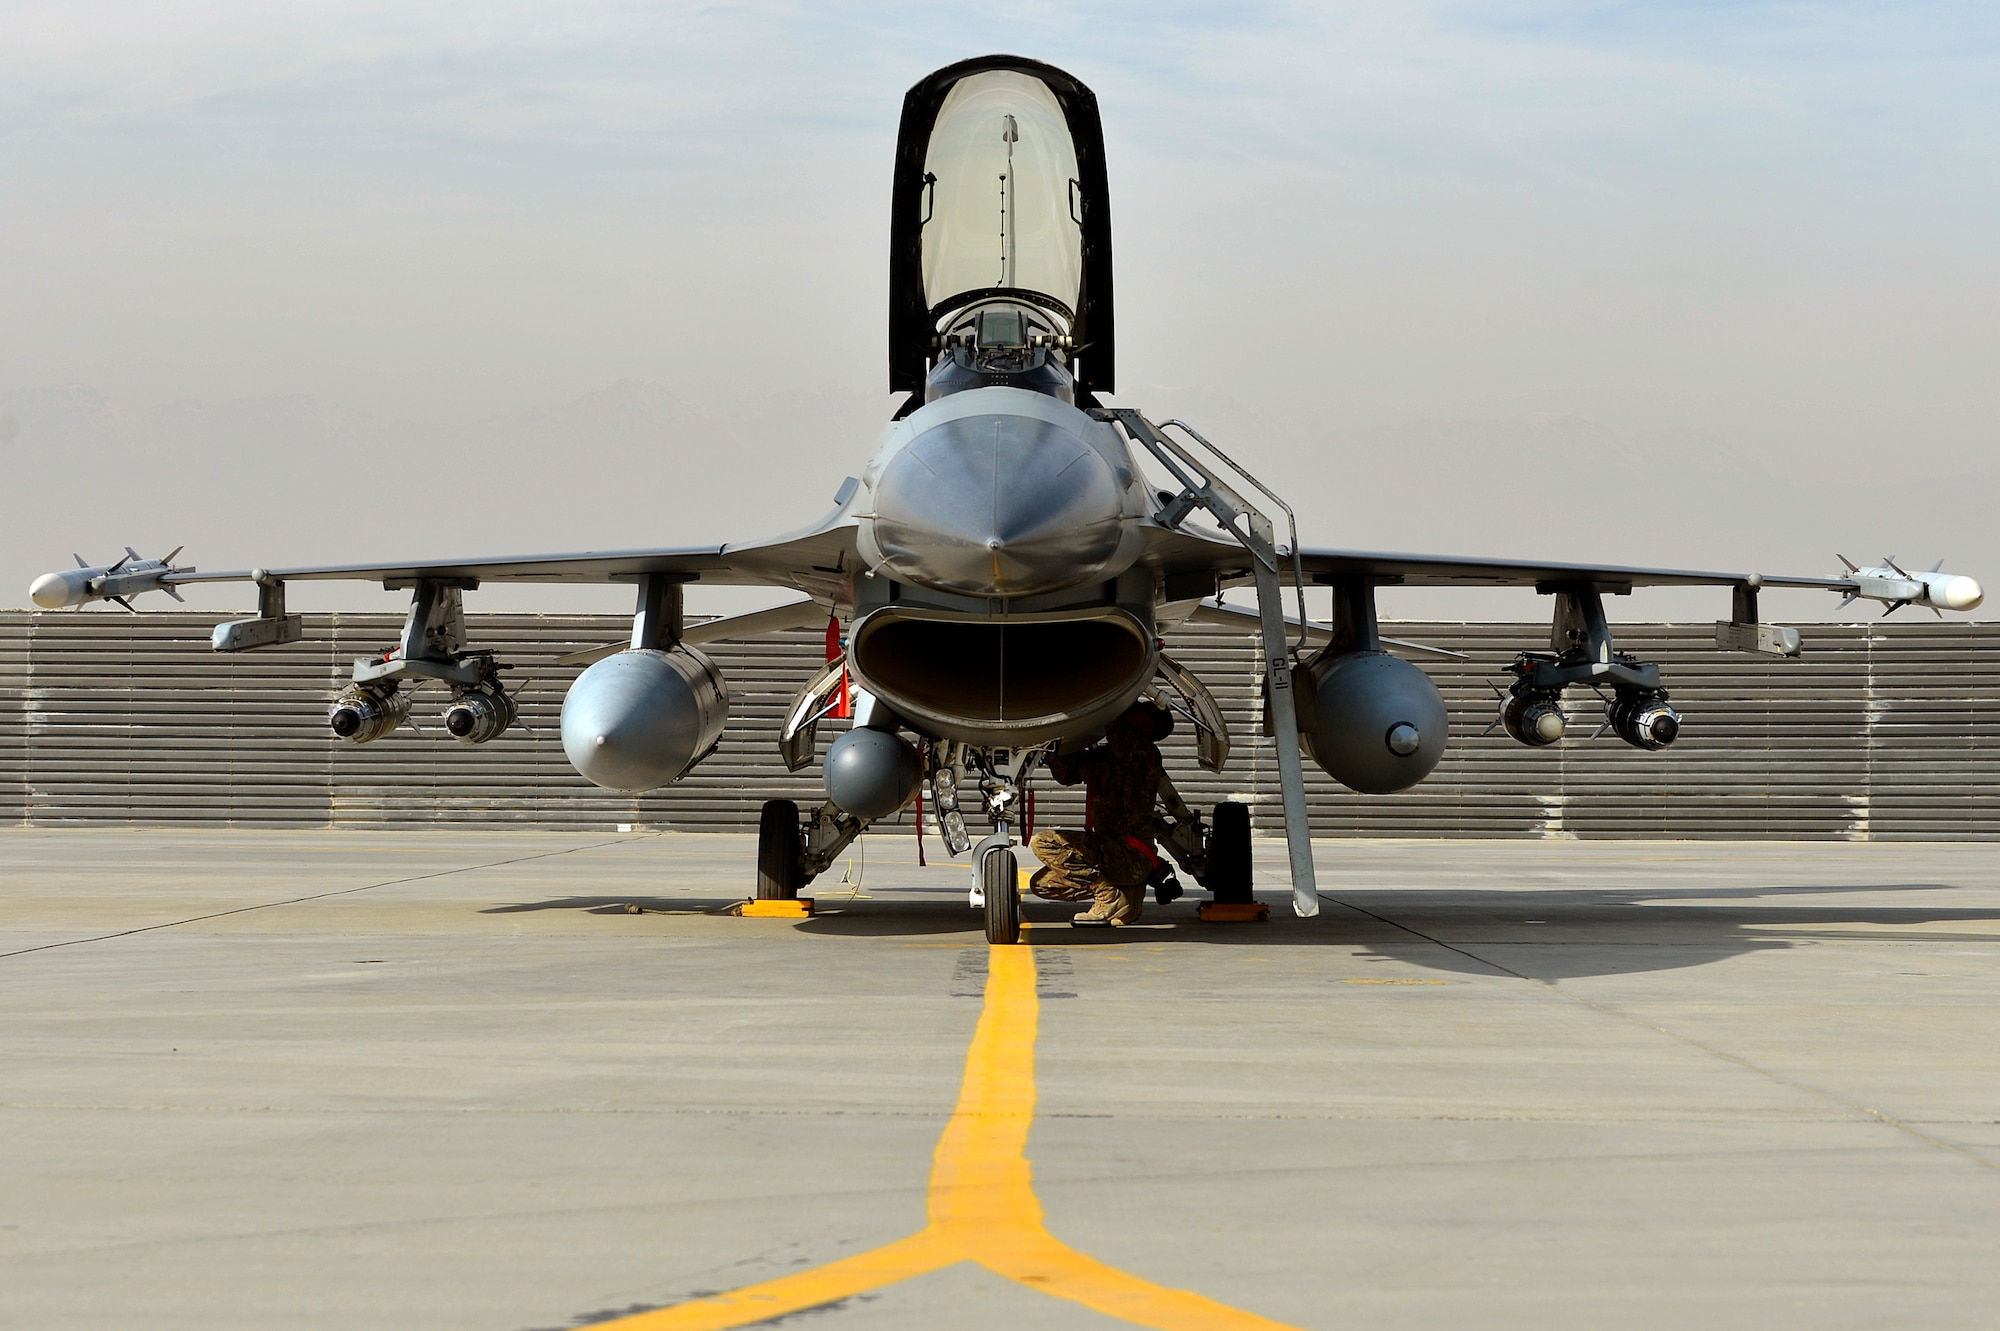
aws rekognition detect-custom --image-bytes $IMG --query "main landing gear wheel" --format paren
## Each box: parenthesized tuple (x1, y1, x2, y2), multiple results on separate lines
(756, 799, 803, 900)
(1204, 801, 1253, 904)
(983, 849, 1021, 945)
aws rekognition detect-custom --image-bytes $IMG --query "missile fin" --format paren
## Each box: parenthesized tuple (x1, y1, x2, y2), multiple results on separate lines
(1585, 693, 1613, 740)
(1837, 553, 1859, 574)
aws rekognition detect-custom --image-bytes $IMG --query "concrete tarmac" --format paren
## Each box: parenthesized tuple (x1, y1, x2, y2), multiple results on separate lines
(2, 829, 1996, 1329)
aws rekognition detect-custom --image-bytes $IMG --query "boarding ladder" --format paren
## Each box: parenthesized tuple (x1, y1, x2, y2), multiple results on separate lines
(1093, 409, 1321, 918)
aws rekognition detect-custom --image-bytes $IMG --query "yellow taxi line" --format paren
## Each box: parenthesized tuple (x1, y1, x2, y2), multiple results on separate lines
(591, 945, 1305, 1331)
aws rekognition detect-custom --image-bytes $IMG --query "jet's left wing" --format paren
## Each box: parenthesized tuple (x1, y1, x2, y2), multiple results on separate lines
(1111, 408, 1983, 625)
(1288, 547, 1984, 619)
(1291, 548, 1834, 592)
(1145, 524, 1982, 626)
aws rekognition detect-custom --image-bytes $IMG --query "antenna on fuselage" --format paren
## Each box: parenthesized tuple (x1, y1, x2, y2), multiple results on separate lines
(998, 114, 1018, 289)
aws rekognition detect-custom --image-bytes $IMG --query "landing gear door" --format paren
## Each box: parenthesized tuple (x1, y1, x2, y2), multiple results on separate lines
(780, 658, 848, 773)
(1152, 651, 1232, 773)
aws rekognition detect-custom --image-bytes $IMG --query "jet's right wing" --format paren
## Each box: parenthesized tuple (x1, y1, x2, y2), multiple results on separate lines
(31, 523, 865, 611)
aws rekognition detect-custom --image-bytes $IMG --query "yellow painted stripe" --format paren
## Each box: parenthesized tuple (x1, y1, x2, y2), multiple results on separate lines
(591, 1230, 954, 1330)
(935, 947, 1305, 1331)
(586, 944, 1310, 1331)
(986, 1237, 1309, 1331)
(928, 945, 1043, 1236)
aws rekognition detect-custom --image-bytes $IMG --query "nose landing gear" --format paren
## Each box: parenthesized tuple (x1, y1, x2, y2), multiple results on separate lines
(981, 848, 1022, 945)
(953, 747, 1037, 944)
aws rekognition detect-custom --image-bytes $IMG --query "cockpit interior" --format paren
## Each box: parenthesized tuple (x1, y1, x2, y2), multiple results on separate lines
(925, 304, 1075, 404)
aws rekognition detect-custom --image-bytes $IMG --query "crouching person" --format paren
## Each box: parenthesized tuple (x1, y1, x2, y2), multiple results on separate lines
(1028, 701, 1193, 927)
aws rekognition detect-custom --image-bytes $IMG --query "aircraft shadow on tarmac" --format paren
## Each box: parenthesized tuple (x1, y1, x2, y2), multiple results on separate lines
(480, 883, 2000, 983)
(480, 896, 741, 917)
(1305, 881, 2000, 982)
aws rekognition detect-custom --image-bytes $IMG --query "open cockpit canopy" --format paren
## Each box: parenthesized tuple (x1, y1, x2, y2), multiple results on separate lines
(922, 73, 1081, 320)
(890, 56, 1113, 400)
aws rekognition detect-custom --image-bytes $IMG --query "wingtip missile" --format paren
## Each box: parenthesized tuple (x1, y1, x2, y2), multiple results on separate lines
(28, 547, 193, 610)
(1834, 559, 1982, 615)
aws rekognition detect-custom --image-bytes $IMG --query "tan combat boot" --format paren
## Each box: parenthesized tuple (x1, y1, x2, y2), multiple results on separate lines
(1073, 884, 1144, 927)
(1072, 882, 1127, 927)
(1113, 886, 1144, 926)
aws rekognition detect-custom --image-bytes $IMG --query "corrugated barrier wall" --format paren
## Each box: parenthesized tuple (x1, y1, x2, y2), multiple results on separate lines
(2, 612, 1995, 839)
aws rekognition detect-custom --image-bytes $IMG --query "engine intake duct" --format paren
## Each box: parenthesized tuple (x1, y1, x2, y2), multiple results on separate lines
(848, 606, 1155, 745)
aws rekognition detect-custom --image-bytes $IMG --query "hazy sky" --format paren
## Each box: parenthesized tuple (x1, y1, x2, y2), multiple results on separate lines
(4, 3, 1995, 622)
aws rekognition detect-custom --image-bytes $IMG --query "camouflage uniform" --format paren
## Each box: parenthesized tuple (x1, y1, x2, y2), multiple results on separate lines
(1028, 712, 1194, 922)
(1025, 830, 1155, 901)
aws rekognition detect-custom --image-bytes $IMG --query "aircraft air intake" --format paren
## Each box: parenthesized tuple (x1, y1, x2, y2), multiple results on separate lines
(848, 606, 1155, 746)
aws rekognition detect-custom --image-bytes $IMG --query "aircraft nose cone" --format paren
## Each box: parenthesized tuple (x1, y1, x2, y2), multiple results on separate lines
(871, 412, 1129, 597)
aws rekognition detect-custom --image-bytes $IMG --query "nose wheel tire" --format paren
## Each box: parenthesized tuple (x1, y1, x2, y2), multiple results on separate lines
(983, 849, 1021, 945)
(756, 798, 803, 900)
(1203, 801, 1253, 904)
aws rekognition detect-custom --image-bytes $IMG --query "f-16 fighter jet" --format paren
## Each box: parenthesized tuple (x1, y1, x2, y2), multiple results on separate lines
(30, 55, 1985, 943)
